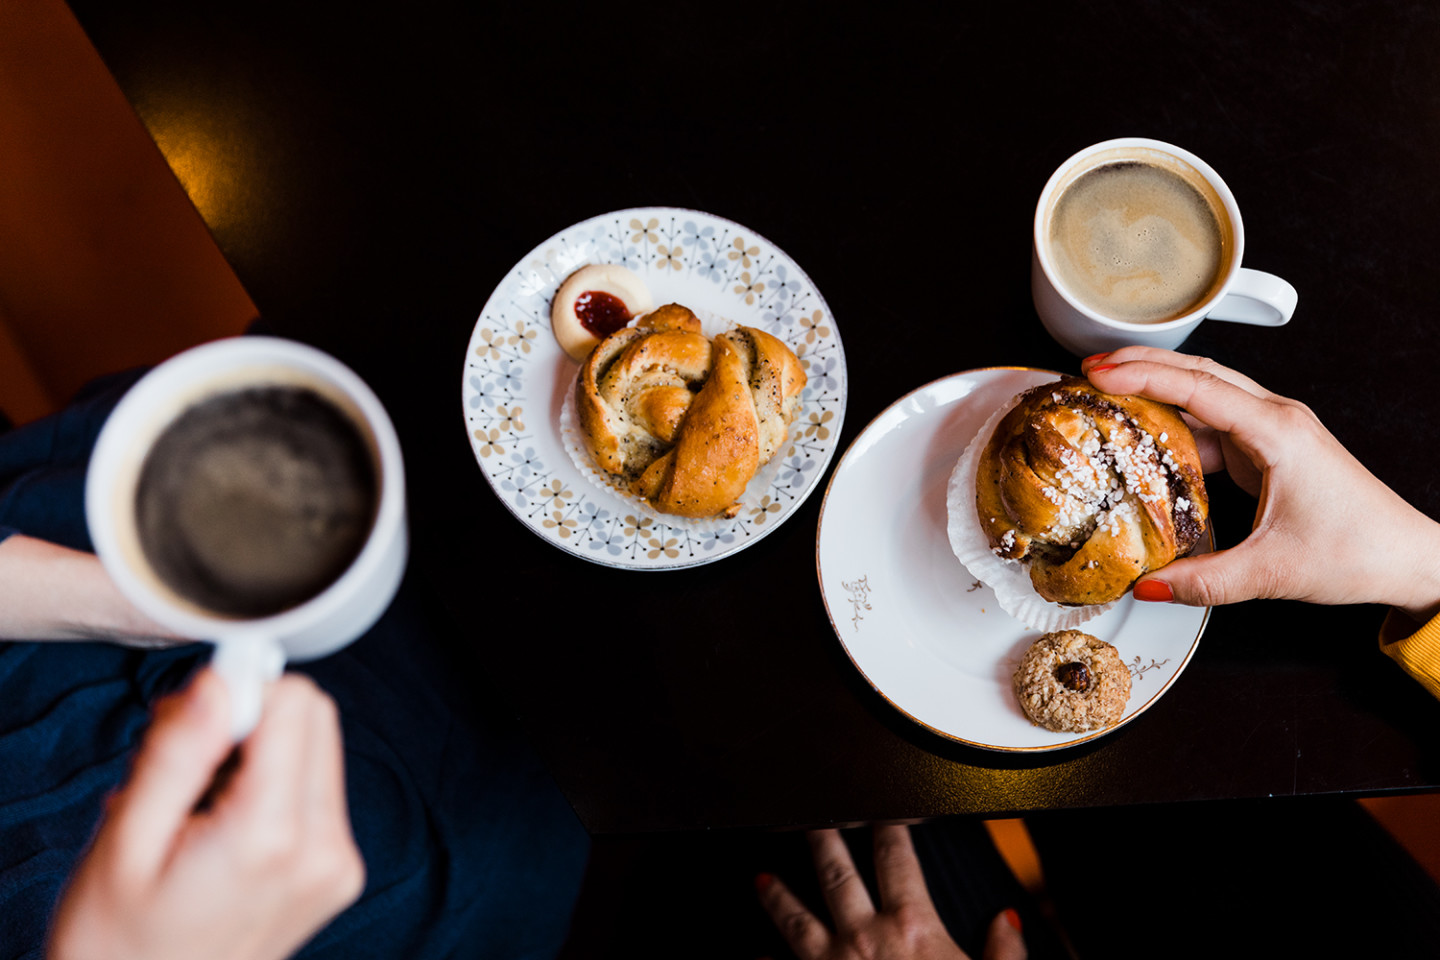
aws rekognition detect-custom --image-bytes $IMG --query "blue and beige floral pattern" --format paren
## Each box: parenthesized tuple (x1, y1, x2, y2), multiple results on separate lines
(464, 208, 848, 569)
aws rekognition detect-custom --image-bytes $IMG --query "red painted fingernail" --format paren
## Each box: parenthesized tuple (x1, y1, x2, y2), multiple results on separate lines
(1004, 907, 1022, 931)
(1088, 363, 1119, 374)
(1082, 352, 1111, 366)
(1134, 579, 1174, 602)
(754, 872, 776, 893)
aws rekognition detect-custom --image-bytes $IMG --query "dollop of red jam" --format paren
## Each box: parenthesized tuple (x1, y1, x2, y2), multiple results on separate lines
(574, 290, 632, 338)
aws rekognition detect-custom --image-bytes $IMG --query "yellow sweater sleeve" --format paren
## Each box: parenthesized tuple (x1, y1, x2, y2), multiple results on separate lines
(1380, 609, 1440, 700)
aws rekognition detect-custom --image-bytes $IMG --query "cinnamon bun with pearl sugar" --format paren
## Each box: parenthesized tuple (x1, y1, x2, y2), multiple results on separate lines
(976, 377, 1208, 606)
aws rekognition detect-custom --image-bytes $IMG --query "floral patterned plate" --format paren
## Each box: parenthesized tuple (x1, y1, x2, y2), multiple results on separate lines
(815, 368, 1210, 751)
(463, 207, 847, 569)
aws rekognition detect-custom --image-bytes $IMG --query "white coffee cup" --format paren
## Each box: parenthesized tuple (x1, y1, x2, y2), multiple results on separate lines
(86, 337, 408, 739)
(1032, 137, 1297, 356)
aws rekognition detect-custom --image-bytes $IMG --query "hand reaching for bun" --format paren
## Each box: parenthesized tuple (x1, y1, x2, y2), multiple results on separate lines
(1083, 348, 1440, 621)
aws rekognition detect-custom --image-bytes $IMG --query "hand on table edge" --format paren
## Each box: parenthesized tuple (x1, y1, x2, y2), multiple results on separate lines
(47, 668, 365, 960)
(755, 824, 1026, 960)
(1080, 347, 1440, 625)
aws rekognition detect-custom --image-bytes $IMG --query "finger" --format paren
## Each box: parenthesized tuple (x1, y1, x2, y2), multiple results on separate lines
(756, 872, 831, 959)
(1084, 347, 1276, 400)
(103, 668, 233, 878)
(1084, 358, 1230, 473)
(1135, 537, 1288, 608)
(292, 682, 367, 910)
(300, 684, 349, 826)
(298, 682, 361, 898)
(982, 908, 1028, 960)
(871, 824, 933, 912)
(219, 674, 320, 826)
(808, 828, 875, 931)
(1085, 359, 1283, 444)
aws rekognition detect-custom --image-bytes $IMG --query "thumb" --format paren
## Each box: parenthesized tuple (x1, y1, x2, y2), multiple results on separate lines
(982, 908, 1027, 960)
(101, 668, 233, 878)
(1134, 539, 1282, 607)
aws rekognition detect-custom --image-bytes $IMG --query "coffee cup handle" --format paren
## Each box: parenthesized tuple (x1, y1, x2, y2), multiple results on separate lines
(1206, 268, 1298, 327)
(210, 634, 286, 741)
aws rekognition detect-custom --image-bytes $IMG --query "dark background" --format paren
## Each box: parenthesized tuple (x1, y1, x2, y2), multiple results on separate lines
(63, 1, 1440, 834)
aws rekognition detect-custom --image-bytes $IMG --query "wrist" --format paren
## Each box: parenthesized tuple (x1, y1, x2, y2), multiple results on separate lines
(1391, 519, 1440, 626)
(70, 558, 182, 644)
(0, 535, 180, 643)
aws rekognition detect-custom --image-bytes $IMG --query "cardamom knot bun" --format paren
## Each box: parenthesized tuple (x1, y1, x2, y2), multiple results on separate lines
(576, 304, 806, 518)
(976, 377, 1208, 606)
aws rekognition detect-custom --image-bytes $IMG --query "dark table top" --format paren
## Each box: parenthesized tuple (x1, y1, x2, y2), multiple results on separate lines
(67, 1, 1440, 833)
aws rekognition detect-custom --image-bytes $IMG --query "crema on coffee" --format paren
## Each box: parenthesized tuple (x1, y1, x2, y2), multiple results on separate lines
(134, 385, 378, 618)
(1047, 159, 1232, 324)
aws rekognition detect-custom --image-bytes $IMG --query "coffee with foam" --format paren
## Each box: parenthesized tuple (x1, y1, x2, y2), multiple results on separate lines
(1045, 152, 1234, 324)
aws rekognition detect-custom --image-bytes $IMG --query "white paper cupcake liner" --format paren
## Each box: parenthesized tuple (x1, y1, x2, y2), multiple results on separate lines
(559, 307, 792, 533)
(945, 383, 1117, 631)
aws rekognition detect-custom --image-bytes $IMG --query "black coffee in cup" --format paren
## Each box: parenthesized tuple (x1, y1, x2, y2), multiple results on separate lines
(133, 385, 378, 618)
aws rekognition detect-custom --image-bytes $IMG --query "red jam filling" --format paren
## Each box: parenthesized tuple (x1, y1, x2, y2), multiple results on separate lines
(574, 290, 631, 338)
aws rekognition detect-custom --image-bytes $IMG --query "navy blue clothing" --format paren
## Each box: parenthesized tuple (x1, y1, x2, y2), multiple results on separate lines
(0, 372, 588, 959)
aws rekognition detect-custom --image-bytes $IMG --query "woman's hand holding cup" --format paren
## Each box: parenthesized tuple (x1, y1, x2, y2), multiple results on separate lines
(48, 668, 365, 960)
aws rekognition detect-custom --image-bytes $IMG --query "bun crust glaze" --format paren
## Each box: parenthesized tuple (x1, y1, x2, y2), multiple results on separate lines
(976, 377, 1208, 605)
(576, 304, 806, 518)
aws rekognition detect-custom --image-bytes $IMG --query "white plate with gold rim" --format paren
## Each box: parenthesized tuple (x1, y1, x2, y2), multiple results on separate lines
(815, 367, 1210, 751)
(463, 207, 847, 569)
